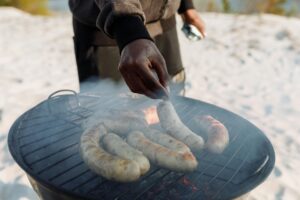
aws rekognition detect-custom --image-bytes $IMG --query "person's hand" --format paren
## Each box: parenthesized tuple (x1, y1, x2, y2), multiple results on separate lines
(182, 9, 206, 38)
(119, 39, 169, 99)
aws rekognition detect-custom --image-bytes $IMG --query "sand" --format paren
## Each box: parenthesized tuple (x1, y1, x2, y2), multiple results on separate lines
(0, 7, 300, 200)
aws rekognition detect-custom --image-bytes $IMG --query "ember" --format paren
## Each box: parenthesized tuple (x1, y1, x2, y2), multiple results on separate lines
(143, 106, 159, 125)
(181, 176, 199, 192)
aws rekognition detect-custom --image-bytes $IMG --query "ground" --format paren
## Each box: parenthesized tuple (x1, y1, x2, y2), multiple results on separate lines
(0, 7, 300, 200)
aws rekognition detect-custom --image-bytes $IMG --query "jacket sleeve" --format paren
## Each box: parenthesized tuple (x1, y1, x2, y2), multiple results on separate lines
(94, 0, 152, 51)
(178, 0, 195, 14)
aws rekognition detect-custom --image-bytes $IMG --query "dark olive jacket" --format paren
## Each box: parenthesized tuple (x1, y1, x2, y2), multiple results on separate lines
(69, 0, 194, 49)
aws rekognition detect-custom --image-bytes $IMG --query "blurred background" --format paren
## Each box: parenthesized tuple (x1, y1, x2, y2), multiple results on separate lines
(0, 0, 299, 16)
(0, 0, 299, 200)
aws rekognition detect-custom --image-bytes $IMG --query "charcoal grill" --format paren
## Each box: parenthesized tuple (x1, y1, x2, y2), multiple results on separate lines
(8, 90, 275, 200)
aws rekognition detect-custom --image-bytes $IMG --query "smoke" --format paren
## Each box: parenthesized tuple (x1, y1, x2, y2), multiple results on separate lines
(77, 76, 187, 131)
(78, 78, 151, 131)
(79, 77, 129, 96)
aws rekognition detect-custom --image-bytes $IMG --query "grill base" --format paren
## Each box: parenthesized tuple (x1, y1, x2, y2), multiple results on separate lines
(28, 175, 80, 200)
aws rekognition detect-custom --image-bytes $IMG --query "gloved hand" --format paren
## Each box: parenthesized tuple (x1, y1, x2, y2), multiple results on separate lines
(119, 39, 169, 99)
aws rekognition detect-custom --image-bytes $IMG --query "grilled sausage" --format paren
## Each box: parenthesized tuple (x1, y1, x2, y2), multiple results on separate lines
(143, 128, 191, 153)
(195, 115, 229, 154)
(157, 101, 205, 152)
(102, 115, 148, 136)
(80, 123, 141, 182)
(127, 131, 198, 172)
(109, 109, 145, 119)
(102, 133, 150, 175)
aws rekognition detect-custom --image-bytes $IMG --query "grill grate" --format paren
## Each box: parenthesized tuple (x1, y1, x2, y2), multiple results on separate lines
(8, 91, 275, 200)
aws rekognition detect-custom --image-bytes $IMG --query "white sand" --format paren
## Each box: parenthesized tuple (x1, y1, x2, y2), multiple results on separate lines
(0, 7, 300, 200)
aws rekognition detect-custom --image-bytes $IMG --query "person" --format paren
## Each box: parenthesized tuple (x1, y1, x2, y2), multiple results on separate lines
(69, 0, 206, 99)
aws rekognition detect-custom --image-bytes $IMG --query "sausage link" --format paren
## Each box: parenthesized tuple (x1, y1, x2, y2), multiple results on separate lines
(195, 115, 229, 154)
(102, 133, 150, 175)
(127, 131, 198, 172)
(157, 101, 205, 152)
(80, 123, 141, 182)
(102, 115, 148, 136)
(143, 128, 191, 153)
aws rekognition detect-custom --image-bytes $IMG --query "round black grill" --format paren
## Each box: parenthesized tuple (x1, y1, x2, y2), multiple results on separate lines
(8, 91, 275, 200)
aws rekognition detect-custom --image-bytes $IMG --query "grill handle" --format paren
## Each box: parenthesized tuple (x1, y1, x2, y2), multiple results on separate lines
(47, 89, 81, 114)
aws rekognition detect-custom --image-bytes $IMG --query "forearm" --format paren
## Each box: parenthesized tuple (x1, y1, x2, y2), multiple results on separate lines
(113, 16, 152, 52)
(94, 0, 151, 51)
(94, 0, 145, 37)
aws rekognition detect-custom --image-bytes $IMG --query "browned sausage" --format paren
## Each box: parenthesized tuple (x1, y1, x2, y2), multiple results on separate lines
(102, 132, 150, 175)
(194, 115, 229, 154)
(127, 131, 198, 172)
(80, 123, 141, 182)
(102, 115, 148, 136)
(143, 128, 191, 153)
(157, 101, 205, 152)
